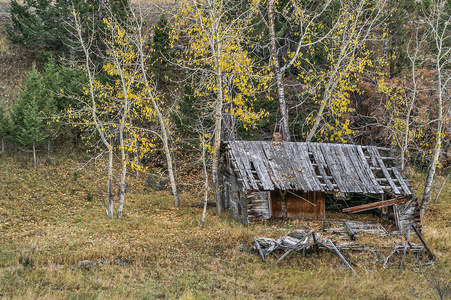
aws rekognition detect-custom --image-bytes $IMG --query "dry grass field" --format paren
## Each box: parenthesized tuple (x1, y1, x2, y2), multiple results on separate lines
(0, 1, 450, 298)
(0, 155, 449, 299)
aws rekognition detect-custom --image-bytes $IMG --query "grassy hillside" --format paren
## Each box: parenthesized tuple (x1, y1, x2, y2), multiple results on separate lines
(0, 156, 450, 299)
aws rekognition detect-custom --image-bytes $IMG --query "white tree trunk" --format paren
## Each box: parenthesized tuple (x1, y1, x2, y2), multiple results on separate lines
(401, 35, 423, 171)
(108, 148, 114, 219)
(306, 93, 328, 142)
(117, 126, 127, 219)
(420, 1, 450, 220)
(212, 41, 225, 213)
(200, 135, 209, 228)
(73, 10, 116, 219)
(420, 128, 442, 220)
(304, 0, 386, 142)
(33, 143, 36, 167)
(268, 0, 290, 142)
(132, 11, 180, 207)
(420, 93, 444, 220)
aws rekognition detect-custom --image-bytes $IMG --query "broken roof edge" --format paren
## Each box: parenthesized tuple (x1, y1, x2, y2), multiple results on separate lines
(223, 141, 413, 196)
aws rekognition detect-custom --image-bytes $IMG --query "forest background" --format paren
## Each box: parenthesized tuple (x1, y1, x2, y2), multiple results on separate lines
(0, 0, 450, 298)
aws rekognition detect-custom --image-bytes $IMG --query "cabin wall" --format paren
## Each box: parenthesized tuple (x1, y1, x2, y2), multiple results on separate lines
(222, 174, 248, 225)
(270, 190, 326, 219)
(247, 191, 271, 222)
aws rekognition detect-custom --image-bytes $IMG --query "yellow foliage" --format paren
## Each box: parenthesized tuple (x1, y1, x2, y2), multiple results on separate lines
(173, 0, 270, 144)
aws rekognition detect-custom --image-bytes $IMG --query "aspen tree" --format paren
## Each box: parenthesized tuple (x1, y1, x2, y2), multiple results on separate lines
(400, 32, 425, 171)
(68, 2, 180, 217)
(376, 30, 430, 171)
(127, 2, 180, 207)
(263, 0, 332, 141)
(419, 0, 451, 219)
(69, 9, 117, 218)
(305, 0, 388, 142)
(174, 0, 269, 212)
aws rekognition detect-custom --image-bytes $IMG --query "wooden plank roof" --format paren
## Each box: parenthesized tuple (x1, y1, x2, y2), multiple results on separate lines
(224, 141, 412, 196)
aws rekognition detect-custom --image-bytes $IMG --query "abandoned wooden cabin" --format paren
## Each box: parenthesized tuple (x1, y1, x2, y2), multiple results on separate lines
(220, 141, 420, 232)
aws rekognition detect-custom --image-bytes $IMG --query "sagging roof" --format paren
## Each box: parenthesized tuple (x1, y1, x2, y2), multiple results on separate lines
(224, 141, 412, 196)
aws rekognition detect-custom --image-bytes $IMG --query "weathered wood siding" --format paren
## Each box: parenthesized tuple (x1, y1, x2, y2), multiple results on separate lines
(394, 198, 421, 233)
(270, 190, 325, 219)
(247, 191, 271, 222)
(223, 174, 248, 225)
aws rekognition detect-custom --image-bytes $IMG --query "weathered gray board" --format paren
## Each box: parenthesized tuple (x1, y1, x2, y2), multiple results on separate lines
(394, 199, 421, 232)
(247, 191, 271, 221)
(225, 141, 412, 195)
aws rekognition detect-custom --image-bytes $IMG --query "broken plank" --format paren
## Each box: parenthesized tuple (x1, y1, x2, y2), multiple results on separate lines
(411, 224, 436, 260)
(356, 146, 384, 193)
(361, 146, 393, 152)
(367, 146, 401, 194)
(260, 141, 287, 189)
(291, 143, 322, 191)
(341, 145, 369, 193)
(400, 224, 412, 270)
(236, 145, 260, 190)
(325, 238, 359, 277)
(345, 146, 372, 193)
(391, 166, 412, 195)
(270, 230, 313, 269)
(331, 145, 357, 193)
(248, 142, 275, 190)
(309, 143, 335, 191)
(342, 197, 411, 213)
(254, 237, 266, 262)
(321, 144, 349, 193)
(344, 221, 356, 240)
(228, 143, 251, 190)
(282, 143, 311, 190)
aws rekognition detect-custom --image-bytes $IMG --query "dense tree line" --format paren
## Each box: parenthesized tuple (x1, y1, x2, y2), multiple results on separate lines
(3, 0, 450, 219)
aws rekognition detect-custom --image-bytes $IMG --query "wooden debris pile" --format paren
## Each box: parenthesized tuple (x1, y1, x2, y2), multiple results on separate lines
(384, 223, 436, 269)
(254, 230, 317, 264)
(321, 220, 388, 248)
(254, 229, 359, 276)
(253, 222, 436, 274)
(343, 220, 388, 240)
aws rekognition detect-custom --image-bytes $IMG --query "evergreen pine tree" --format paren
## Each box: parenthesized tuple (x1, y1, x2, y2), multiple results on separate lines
(15, 97, 46, 166)
(175, 83, 212, 133)
(11, 68, 48, 164)
(175, 83, 196, 133)
(7, 0, 68, 53)
(7, 0, 130, 56)
(149, 15, 175, 85)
